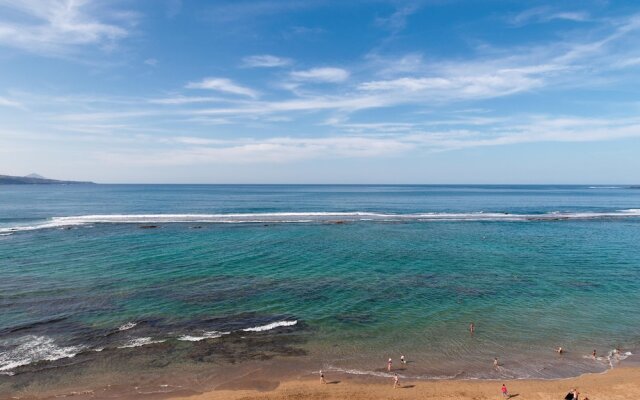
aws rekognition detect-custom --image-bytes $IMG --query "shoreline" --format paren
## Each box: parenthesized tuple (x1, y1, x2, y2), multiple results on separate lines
(171, 366, 640, 400)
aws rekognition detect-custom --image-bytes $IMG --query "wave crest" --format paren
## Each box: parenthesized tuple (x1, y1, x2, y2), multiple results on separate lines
(0, 335, 83, 372)
(242, 320, 297, 332)
(3, 210, 640, 234)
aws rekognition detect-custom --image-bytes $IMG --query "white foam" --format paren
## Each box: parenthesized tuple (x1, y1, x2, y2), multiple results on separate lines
(242, 320, 297, 332)
(3, 209, 640, 234)
(0, 335, 84, 372)
(118, 322, 137, 331)
(178, 331, 229, 341)
(117, 337, 165, 349)
(325, 366, 402, 379)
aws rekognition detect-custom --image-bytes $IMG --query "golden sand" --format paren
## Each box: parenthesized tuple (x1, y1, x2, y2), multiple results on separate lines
(173, 367, 639, 400)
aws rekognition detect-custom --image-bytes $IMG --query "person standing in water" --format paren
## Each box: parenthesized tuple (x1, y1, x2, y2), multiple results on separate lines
(400, 354, 406, 364)
(470, 322, 475, 334)
(393, 373, 400, 389)
(556, 346, 564, 354)
(319, 370, 326, 384)
(494, 357, 499, 369)
(592, 349, 597, 359)
(387, 358, 393, 371)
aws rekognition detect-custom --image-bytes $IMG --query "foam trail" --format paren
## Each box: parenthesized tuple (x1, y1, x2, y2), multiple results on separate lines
(2, 209, 640, 234)
(117, 337, 166, 349)
(242, 320, 297, 332)
(178, 331, 229, 341)
(118, 322, 137, 331)
(0, 335, 84, 372)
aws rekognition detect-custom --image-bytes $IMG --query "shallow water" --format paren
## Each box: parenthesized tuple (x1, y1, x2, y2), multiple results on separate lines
(0, 185, 639, 396)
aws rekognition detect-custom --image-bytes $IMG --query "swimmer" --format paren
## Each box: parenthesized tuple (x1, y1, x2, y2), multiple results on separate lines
(400, 354, 406, 364)
(556, 346, 564, 354)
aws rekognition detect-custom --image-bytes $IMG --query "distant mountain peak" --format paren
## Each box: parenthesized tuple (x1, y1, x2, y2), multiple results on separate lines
(0, 174, 94, 185)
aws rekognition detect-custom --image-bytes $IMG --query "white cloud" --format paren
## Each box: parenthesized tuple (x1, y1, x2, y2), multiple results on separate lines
(290, 67, 350, 83)
(84, 114, 640, 166)
(148, 96, 230, 105)
(185, 78, 259, 98)
(144, 58, 158, 66)
(0, 0, 132, 55)
(99, 135, 413, 165)
(358, 72, 542, 101)
(510, 7, 589, 26)
(0, 97, 23, 108)
(375, 4, 419, 33)
(242, 54, 291, 68)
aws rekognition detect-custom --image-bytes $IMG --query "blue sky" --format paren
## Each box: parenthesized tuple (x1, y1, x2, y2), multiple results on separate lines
(1, 0, 640, 183)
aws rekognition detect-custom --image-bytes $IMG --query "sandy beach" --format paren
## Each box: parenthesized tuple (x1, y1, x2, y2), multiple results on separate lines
(172, 367, 640, 400)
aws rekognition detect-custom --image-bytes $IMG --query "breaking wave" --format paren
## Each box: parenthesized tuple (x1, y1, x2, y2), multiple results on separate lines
(2, 209, 640, 234)
(0, 335, 84, 372)
(118, 322, 137, 331)
(241, 320, 298, 332)
(177, 331, 229, 341)
(117, 337, 166, 349)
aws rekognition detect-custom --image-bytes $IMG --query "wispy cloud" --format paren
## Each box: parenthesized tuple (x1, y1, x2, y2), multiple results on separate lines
(185, 78, 259, 98)
(510, 7, 590, 26)
(144, 58, 158, 66)
(83, 114, 640, 166)
(0, 0, 134, 55)
(290, 67, 350, 82)
(0, 96, 23, 109)
(148, 96, 232, 105)
(375, 3, 420, 33)
(242, 54, 292, 68)
(205, 1, 321, 22)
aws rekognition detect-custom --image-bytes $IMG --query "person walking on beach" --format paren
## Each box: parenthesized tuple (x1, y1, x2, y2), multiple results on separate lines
(565, 388, 579, 400)
(319, 370, 326, 384)
(501, 383, 508, 398)
(393, 373, 400, 389)
(400, 354, 406, 364)
(387, 358, 393, 371)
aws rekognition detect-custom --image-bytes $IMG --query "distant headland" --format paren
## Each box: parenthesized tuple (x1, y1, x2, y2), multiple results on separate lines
(0, 173, 94, 185)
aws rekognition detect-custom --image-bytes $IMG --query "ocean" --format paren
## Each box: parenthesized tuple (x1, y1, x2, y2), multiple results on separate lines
(1, 184, 639, 397)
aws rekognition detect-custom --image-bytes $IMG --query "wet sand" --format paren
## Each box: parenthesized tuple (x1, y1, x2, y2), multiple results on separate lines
(173, 367, 640, 400)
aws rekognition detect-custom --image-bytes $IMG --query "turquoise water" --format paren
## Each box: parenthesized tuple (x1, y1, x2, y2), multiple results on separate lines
(1, 185, 639, 395)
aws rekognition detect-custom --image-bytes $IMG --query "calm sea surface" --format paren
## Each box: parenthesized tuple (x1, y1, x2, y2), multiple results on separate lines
(1, 185, 639, 396)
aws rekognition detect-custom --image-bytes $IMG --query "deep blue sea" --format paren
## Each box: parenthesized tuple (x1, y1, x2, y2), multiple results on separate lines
(1, 185, 639, 397)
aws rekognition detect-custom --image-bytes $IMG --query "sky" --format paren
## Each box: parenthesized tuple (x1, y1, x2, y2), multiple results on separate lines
(1, 0, 640, 183)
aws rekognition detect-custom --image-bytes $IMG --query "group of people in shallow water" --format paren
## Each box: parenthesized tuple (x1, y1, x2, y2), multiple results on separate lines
(318, 322, 616, 397)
